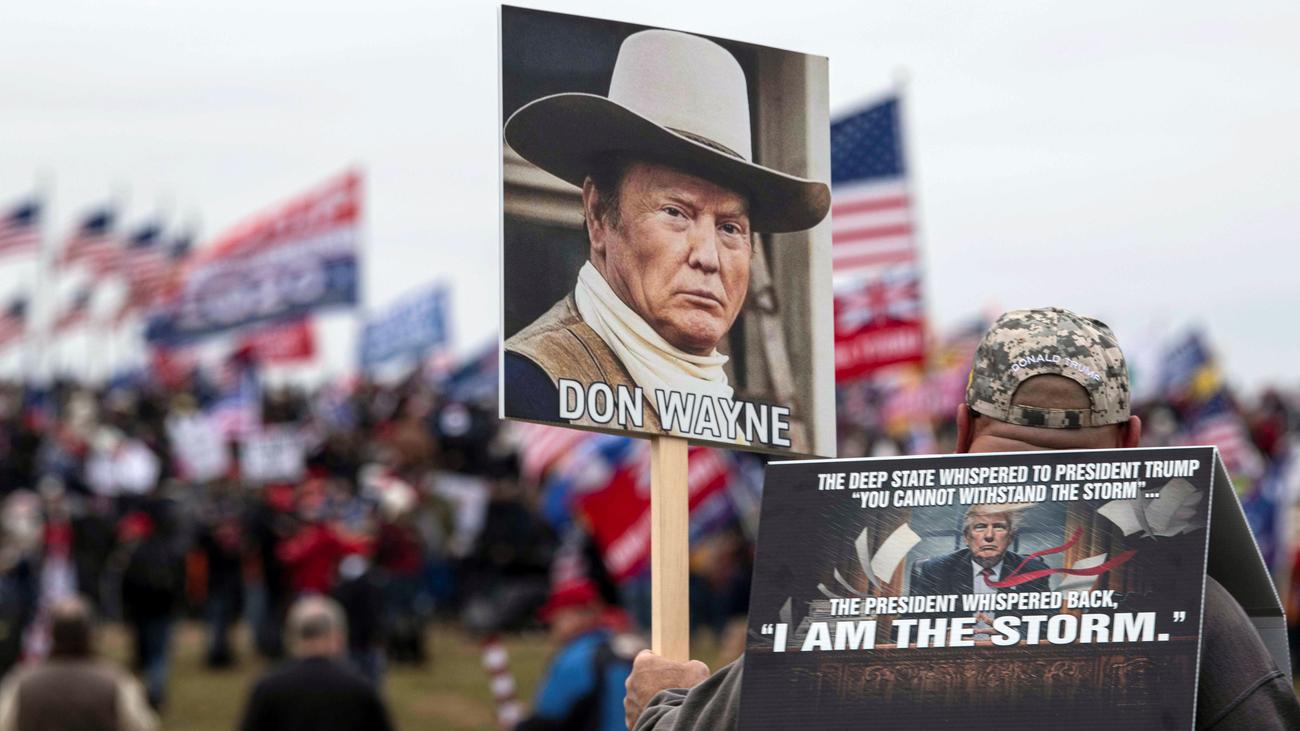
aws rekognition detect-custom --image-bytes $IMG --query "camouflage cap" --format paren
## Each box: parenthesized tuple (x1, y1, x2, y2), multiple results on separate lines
(966, 307, 1130, 428)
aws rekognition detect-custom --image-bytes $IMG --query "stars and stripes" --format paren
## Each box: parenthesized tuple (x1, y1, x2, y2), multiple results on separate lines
(830, 97, 916, 280)
(61, 206, 119, 274)
(1193, 411, 1263, 479)
(830, 95, 926, 381)
(0, 298, 28, 348)
(514, 422, 593, 483)
(0, 199, 41, 257)
(52, 289, 93, 333)
(115, 221, 171, 321)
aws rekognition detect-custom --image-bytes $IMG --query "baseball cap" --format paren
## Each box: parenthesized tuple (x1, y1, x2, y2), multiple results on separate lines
(538, 578, 601, 622)
(966, 307, 1130, 428)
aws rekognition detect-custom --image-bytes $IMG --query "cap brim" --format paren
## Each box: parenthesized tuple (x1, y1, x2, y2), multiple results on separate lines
(504, 93, 830, 234)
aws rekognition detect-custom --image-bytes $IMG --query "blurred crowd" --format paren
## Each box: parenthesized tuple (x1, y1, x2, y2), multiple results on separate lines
(0, 322, 1295, 729)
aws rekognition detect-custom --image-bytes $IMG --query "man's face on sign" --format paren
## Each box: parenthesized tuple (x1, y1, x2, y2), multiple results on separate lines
(585, 161, 752, 355)
(965, 513, 1011, 567)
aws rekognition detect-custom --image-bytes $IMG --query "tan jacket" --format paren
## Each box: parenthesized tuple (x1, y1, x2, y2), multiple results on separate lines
(505, 294, 662, 432)
(0, 659, 158, 731)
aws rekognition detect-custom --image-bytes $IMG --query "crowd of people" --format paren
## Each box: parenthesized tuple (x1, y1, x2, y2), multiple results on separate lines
(0, 365, 509, 721)
(0, 321, 1294, 729)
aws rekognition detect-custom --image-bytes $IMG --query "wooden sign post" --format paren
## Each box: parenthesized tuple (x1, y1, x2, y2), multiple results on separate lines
(650, 435, 691, 661)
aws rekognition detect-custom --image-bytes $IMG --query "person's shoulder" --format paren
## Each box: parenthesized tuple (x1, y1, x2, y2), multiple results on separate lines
(503, 352, 561, 420)
(505, 294, 581, 351)
(924, 549, 969, 571)
(1197, 575, 1300, 727)
(553, 630, 608, 672)
(254, 658, 367, 693)
(1006, 550, 1048, 571)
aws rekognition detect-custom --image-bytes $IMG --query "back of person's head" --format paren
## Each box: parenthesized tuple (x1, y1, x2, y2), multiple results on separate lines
(286, 595, 347, 659)
(49, 595, 95, 660)
(958, 307, 1141, 453)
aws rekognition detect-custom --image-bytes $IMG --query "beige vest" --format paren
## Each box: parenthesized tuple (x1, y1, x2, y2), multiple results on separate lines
(505, 295, 663, 431)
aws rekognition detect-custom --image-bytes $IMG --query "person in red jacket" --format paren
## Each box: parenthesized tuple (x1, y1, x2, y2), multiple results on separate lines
(277, 478, 369, 596)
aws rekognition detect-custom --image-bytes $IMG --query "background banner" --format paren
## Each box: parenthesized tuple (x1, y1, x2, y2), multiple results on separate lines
(360, 284, 450, 369)
(147, 170, 360, 344)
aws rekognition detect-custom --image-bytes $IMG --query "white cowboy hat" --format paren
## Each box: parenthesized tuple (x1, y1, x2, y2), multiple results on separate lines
(504, 29, 830, 234)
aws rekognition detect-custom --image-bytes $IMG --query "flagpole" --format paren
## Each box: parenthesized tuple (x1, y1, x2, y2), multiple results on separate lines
(28, 171, 53, 387)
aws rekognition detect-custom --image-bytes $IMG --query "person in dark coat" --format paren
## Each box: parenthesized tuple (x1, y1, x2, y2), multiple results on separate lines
(238, 595, 394, 731)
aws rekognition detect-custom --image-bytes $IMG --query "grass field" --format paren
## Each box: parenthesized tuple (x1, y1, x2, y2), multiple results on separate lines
(99, 621, 1298, 729)
(100, 621, 730, 731)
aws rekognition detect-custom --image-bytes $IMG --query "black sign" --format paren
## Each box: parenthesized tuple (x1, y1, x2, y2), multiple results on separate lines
(741, 447, 1282, 729)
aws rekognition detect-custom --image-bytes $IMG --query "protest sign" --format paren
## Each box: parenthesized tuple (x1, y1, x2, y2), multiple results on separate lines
(741, 446, 1286, 729)
(499, 5, 835, 458)
(166, 412, 230, 482)
(146, 170, 360, 344)
(239, 426, 305, 484)
(360, 284, 449, 369)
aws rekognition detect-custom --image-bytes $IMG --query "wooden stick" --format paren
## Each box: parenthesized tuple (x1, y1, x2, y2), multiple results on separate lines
(650, 434, 691, 661)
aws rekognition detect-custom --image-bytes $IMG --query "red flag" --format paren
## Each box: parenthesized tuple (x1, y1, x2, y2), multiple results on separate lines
(235, 318, 316, 364)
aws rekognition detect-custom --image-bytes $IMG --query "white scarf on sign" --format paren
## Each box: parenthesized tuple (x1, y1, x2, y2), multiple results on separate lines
(573, 262, 733, 424)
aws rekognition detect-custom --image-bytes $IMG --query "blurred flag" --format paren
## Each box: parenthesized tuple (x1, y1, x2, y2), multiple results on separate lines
(1159, 331, 1216, 401)
(441, 340, 497, 405)
(830, 95, 925, 381)
(234, 318, 316, 364)
(359, 284, 451, 370)
(115, 221, 179, 323)
(52, 289, 92, 333)
(61, 206, 119, 273)
(147, 171, 361, 344)
(514, 422, 592, 484)
(545, 438, 733, 584)
(1159, 332, 1265, 478)
(1190, 394, 1264, 479)
(0, 198, 41, 257)
(207, 354, 261, 438)
(0, 297, 28, 348)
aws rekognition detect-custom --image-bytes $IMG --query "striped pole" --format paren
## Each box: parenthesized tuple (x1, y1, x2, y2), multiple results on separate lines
(481, 634, 524, 729)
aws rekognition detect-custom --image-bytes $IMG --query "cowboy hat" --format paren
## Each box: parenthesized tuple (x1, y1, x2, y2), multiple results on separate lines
(504, 29, 830, 234)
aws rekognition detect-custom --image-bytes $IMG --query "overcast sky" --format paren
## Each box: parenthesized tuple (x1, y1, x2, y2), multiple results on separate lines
(2, 0, 1297, 390)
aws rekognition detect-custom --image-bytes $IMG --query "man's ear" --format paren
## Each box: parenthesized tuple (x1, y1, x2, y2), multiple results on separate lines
(956, 405, 975, 454)
(581, 177, 607, 257)
(1120, 414, 1142, 449)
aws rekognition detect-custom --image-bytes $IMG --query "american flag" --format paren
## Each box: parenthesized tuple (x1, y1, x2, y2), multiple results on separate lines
(52, 289, 93, 333)
(830, 95, 925, 380)
(116, 221, 170, 321)
(1193, 413, 1263, 479)
(0, 298, 28, 348)
(514, 421, 593, 483)
(1188, 392, 1264, 479)
(0, 199, 41, 257)
(61, 206, 119, 274)
(831, 96, 916, 279)
(207, 359, 261, 438)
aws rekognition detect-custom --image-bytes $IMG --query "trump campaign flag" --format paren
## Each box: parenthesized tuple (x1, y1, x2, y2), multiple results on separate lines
(830, 95, 925, 382)
(360, 284, 450, 369)
(146, 170, 361, 344)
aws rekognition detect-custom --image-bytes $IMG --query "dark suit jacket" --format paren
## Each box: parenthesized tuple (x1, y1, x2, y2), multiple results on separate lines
(909, 547, 1052, 598)
(239, 656, 394, 731)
